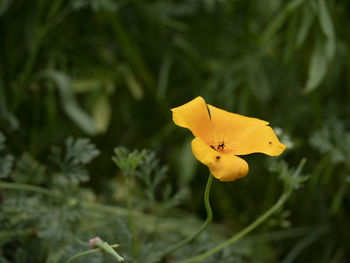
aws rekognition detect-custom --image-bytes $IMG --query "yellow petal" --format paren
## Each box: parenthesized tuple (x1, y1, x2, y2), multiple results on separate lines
(232, 125, 286, 156)
(207, 105, 286, 156)
(191, 137, 249, 181)
(171, 97, 212, 144)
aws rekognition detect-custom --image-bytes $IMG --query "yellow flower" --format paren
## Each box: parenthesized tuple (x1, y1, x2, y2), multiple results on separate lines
(171, 96, 286, 181)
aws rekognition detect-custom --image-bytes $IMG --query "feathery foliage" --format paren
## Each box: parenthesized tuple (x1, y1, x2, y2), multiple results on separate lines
(1, 0, 350, 261)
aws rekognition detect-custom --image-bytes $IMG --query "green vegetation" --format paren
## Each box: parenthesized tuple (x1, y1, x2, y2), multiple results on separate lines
(1, 0, 349, 262)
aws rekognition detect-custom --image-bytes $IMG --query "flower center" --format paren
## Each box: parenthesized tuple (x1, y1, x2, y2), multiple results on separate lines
(217, 143, 225, 151)
(210, 135, 230, 153)
(210, 141, 226, 152)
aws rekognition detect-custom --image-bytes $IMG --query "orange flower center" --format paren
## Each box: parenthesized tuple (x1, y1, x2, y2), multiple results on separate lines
(210, 138, 232, 154)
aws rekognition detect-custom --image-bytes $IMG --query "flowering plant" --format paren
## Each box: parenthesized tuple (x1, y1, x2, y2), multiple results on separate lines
(171, 96, 286, 181)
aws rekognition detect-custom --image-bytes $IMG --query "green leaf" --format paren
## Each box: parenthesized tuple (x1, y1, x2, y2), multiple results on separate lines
(283, 13, 300, 64)
(318, 0, 335, 60)
(50, 137, 99, 184)
(304, 40, 328, 93)
(62, 165, 89, 184)
(37, 70, 99, 135)
(92, 94, 112, 133)
(177, 138, 197, 187)
(109, 14, 155, 93)
(262, 0, 306, 42)
(11, 154, 46, 184)
(0, 132, 5, 151)
(245, 57, 271, 102)
(119, 65, 144, 100)
(0, 0, 12, 16)
(112, 147, 147, 176)
(72, 79, 103, 93)
(0, 154, 14, 179)
(71, 0, 118, 12)
(0, 81, 19, 130)
(65, 137, 100, 165)
(157, 54, 172, 98)
(296, 3, 315, 48)
(0, 132, 13, 178)
(278, 158, 308, 190)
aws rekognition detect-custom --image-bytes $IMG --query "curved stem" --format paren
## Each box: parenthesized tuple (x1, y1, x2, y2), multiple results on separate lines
(65, 244, 120, 263)
(158, 174, 213, 259)
(180, 190, 292, 263)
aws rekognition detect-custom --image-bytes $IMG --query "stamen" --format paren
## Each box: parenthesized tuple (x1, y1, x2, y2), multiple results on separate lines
(217, 143, 225, 150)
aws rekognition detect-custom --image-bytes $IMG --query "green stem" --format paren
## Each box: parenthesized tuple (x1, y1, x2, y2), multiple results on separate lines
(11, 2, 71, 112)
(95, 241, 124, 262)
(126, 175, 138, 260)
(0, 179, 216, 256)
(0, 181, 60, 198)
(0, 181, 124, 215)
(179, 189, 292, 263)
(12, 29, 43, 111)
(0, 181, 207, 238)
(158, 174, 213, 259)
(65, 244, 120, 263)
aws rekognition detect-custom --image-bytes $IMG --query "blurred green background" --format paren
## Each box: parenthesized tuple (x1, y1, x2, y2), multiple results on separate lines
(1, 0, 350, 262)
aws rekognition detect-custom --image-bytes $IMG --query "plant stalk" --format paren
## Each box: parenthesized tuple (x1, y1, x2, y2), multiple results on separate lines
(179, 189, 292, 263)
(65, 244, 120, 263)
(157, 174, 213, 259)
(126, 175, 139, 261)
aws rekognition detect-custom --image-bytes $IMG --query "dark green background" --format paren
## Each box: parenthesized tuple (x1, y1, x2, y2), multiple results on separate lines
(1, 0, 349, 262)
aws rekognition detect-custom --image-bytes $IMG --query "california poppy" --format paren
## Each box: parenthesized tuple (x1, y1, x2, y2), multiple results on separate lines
(171, 96, 286, 181)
